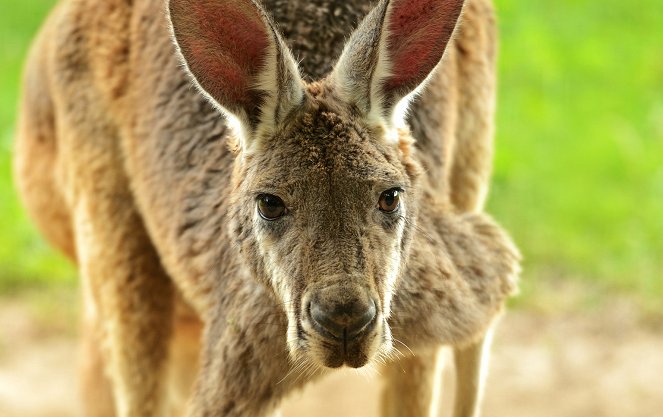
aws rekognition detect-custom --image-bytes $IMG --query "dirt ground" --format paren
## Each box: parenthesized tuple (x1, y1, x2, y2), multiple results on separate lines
(0, 299, 661, 417)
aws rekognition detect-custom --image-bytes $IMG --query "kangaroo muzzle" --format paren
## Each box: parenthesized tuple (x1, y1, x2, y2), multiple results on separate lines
(301, 283, 382, 368)
(308, 285, 377, 342)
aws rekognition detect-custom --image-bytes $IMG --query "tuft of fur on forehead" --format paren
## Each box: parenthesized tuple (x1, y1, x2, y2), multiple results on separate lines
(250, 89, 418, 186)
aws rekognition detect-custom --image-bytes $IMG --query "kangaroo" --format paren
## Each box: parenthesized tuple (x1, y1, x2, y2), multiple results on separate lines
(14, 0, 519, 416)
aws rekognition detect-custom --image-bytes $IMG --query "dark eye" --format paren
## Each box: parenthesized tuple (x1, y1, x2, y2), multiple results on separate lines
(378, 188, 401, 213)
(257, 194, 287, 220)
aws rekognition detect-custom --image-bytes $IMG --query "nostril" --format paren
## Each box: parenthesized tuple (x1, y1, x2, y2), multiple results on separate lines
(310, 300, 344, 339)
(346, 299, 376, 338)
(309, 298, 377, 341)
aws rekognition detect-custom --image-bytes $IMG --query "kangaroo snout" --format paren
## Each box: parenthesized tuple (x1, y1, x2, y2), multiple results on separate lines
(306, 285, 377, 342)
(302, 284, 382, 368)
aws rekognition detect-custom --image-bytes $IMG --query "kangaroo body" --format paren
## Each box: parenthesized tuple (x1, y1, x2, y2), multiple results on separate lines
(14, 0, 519, 416)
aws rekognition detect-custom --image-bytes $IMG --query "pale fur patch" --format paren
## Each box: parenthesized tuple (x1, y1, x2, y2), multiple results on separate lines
(474, 323, 497, 413)
(74, 201, 99, 323)
(366, 7, 394, 128)
(252, 215, 301, 357)
(428, 347, 447, 417)
(251, 35, 304, 151)
(73, 200, 130, 417)
(382, 204, 406, 317)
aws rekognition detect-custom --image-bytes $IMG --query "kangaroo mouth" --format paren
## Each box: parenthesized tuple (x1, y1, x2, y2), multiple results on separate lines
(314, 334, 376, 368)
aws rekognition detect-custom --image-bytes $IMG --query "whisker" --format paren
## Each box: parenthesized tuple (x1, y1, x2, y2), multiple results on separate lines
(391, 337, 415, 356)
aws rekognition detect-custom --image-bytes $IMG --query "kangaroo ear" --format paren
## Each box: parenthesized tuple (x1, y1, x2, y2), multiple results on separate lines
(169, 0, 304, 151)
(331, 0, 464, 131)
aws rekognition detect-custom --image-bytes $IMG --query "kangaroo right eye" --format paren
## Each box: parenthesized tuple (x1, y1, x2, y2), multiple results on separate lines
(257, 194, 287, 220)
(378, 188, 402, 213)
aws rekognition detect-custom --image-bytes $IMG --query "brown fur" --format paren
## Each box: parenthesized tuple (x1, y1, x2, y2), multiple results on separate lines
(13, 0, 519, 416)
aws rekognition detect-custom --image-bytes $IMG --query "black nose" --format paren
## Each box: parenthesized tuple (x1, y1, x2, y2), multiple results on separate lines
(309, 287, 377, 340)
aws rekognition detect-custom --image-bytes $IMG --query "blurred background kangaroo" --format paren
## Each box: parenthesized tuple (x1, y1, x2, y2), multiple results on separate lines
(13, 0, 519, 416)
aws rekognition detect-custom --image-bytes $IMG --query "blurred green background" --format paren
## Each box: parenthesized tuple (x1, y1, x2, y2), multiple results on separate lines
(1, 0, 661, 312)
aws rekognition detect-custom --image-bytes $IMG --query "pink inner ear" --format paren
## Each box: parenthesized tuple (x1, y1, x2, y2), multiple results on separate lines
(175, 0, 271, 112)
(384, 0, 462, 93)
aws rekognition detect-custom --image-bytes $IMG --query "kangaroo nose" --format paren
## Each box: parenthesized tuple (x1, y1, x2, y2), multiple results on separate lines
(309, 288, 377, 340)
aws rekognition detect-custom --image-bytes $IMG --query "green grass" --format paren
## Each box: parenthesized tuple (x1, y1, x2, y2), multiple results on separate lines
(489, 0, 663, 309)
(0, 0, 661, 309)
(0, 0, 75, 290)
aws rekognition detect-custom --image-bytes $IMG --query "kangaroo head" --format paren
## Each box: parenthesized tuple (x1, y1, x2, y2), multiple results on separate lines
(169, 0, 464, 368)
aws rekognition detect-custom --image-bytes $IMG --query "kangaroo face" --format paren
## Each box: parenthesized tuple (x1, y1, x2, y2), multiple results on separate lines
(231, 95, 419, 367)
(169, 0, 465, 367)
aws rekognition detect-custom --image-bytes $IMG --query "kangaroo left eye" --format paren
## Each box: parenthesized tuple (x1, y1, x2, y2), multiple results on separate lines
(257, 194, 287, 220)
(378, 189, 401, 213)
